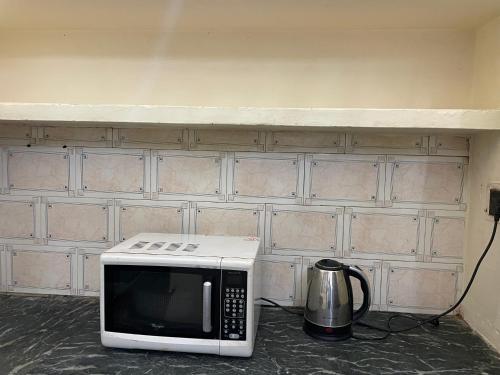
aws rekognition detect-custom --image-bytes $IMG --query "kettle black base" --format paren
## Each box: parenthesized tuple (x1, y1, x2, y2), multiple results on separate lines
(303, 319, 352, 341)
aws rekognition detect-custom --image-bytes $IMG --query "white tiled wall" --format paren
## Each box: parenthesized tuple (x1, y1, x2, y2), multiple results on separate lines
(0, 127, 469, 313)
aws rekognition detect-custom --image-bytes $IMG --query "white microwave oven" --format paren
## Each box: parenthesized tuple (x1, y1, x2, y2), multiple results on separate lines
(100, 233, 262, 357)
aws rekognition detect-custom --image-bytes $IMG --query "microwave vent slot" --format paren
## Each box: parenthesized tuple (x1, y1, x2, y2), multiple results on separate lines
(183, 243, 199, 252)
(148, 242, 166, 250)
(130, 241, 149, 249)
(166, 242, 182, 251)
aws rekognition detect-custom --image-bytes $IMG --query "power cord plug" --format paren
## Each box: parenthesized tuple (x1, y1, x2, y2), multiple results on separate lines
(489, 189, 500, 222)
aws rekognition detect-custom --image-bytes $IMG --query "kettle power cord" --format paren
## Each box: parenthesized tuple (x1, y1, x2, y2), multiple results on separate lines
(260, 215, 499, 341)
(260, 297, 303, 316)
(353, 216, 498, 340)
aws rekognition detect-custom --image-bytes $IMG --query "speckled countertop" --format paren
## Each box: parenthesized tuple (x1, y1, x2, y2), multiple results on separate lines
(1, 294, 499, 375)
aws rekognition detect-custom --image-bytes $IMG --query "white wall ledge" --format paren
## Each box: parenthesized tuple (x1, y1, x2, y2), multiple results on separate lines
(0, 103, 499, 131)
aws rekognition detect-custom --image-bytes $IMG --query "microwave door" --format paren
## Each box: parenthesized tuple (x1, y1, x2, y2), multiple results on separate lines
(104, 265, 221, 339)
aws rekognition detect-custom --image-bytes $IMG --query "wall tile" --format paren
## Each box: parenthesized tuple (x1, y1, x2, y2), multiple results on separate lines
(76, 248, 104, 296)
(343, 207, 425, 261)
(346, 133, 428, 155)
(0, 196, 39, 244)
(189, 129, 265, 151)
(386, 155, 467, 209)
(304, 154, 385, 206)
(257, 255, 302, 306)
(152, 150, 226, 202)
(76, 148, 150, 199)
(42, 197, 113, 247)
(0, 245, 6, 291)
(425, 210, 465, 262)
(190, 202, 264, 245)
(265, 204, 343, 257)
(228, 152, 304, 204)
(113, 128, 188, 149)
(6, 245, 75, 295)
(266, 131, 345, 153)
(429, 135, 470, 156)
(381, 261, 462, 314)
(0, 147, 3, 194)
(0, 124, 36, 146)
(4, 147, 73, 196)
(115, 199, 188, 242)
(38, 127, 113, 147)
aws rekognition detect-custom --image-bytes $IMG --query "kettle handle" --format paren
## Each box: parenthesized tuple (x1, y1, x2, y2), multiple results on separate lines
(347, 265, 371, 321)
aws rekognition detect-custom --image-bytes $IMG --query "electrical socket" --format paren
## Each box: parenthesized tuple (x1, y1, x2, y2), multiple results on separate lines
(489, 189, 500, 218)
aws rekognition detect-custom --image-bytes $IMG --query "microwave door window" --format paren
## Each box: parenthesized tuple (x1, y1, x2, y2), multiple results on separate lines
(104, 265, 220, 339)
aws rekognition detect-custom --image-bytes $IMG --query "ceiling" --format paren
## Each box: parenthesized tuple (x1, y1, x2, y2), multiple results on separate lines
(0, 0, 500, 31)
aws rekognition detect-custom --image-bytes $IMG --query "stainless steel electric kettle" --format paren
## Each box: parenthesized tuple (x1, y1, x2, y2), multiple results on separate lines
(303, 259, 371, 341)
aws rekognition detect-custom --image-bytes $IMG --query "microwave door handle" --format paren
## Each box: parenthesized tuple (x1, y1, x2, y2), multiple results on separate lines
(202, 281, 212, 333)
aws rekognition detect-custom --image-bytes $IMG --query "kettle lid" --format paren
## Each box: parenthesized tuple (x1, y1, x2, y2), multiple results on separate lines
(315, 259, 343, 271)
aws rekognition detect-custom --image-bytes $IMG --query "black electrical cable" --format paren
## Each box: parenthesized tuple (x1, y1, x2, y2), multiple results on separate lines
(353, 217, 499, 340)
(260, 297, 303, 316)
(260, 217, 499, 341)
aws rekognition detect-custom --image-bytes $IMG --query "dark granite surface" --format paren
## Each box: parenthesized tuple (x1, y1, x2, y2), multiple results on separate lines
(1, 294, 499, 375)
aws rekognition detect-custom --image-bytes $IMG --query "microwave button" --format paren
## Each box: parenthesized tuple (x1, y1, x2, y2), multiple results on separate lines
(229, 333, 240, 340)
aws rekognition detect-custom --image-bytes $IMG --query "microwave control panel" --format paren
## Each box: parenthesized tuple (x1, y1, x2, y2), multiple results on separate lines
(221, 270, 247, 341)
